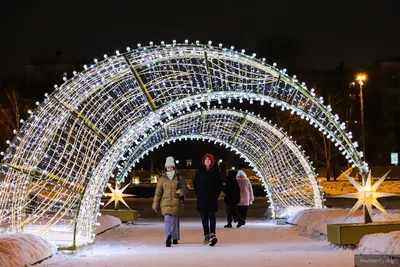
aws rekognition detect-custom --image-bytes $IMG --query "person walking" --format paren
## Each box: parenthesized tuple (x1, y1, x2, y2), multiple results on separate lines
(193, 153, 223, 246)
(223, 170, 245, 228)
(236, 170, 254, 225)
(152, 156, 188, 247)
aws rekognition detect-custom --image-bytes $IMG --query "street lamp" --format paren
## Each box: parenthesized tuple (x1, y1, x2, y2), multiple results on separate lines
(356, 73, 367, 184)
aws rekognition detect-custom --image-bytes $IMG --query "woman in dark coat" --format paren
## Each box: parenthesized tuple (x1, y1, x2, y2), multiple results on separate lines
(223, 170, 245, 228)
(193, 153, 223, 246)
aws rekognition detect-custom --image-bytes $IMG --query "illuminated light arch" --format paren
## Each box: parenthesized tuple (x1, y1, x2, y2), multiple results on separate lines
(0, 42, 366, 249)
(115, 107, 322, 213)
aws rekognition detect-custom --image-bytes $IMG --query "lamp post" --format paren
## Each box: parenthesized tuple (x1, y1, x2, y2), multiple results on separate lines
(356, 73, 367, 185)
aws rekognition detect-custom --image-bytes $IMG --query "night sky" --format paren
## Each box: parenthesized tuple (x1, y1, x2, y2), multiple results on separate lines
(1, 0, 399, 168)
(1, 0, 400, 84)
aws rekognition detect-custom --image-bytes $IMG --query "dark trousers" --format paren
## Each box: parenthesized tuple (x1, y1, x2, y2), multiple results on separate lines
(225, 204, 242, 225)
(199, 211, 216, 236)
(237, 205, 248, 221)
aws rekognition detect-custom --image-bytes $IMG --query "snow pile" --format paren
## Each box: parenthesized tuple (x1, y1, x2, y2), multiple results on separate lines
(357, 231, 400, 254)
(288, 209, 362, 235)
(287, 208, 363, 235)
(280, 206, 312, 221)
(287, 208, 400, 236)
(0, 233, 56, 267)
(372, 212, 400, 222)
(0, 215, 121, 267)
(96, 215, 121, 235)
(287, 208, 400, 254)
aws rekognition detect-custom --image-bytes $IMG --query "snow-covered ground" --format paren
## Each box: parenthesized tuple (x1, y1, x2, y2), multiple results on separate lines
(96, 215, 122, 235)
(1, 175, 399, 266)
(286, 208, 400, 236)
(286, 207, 400, 255)
(33, 208, 399, 267)
(1, 208, 400, 267)
(319, 180, 400, 196)
(36, 218, 356, 267)
(357, 231, 400, 254)
(0, 233, 56, 267)
(0, 216, 120, 267)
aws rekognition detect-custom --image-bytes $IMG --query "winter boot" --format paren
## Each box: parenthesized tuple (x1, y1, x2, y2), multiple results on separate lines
(209, 233, 218, 246)
(237, 220, 245, 228)
(166, 235, 172, 247)
(203, 234, 210, 245)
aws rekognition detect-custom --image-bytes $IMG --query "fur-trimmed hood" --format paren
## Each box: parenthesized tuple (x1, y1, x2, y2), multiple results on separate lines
(236, 170, 254, 206)
(236, 170, 248, 180)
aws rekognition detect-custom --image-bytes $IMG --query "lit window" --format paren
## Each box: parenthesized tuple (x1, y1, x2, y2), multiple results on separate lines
(132, 176, 140, 185)
(150, 174, 158, 183)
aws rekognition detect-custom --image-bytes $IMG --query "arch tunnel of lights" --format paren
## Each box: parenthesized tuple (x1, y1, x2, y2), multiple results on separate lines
(0, 42, 368, 249)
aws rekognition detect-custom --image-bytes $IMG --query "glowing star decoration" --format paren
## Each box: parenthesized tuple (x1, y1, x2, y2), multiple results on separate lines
(337, 170, 398, 223)
(103, 182, 134, 210)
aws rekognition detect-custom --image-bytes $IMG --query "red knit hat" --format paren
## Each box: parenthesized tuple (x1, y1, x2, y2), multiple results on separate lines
(202, 153, 215, 170)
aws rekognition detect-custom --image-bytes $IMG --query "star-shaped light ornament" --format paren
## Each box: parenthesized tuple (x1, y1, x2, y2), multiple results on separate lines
(336, 170, 398, 223)
(103, 182, 134, 210)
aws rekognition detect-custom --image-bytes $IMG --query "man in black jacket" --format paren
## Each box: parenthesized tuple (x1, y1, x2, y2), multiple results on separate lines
(193, 153, 223, 246)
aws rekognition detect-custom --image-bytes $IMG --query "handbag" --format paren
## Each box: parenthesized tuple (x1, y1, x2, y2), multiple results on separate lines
(177, 174, 185, 203)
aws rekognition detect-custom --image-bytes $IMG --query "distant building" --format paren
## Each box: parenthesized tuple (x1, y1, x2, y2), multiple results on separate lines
(367, 59, 400, 165)
(303, 63, 362, 138)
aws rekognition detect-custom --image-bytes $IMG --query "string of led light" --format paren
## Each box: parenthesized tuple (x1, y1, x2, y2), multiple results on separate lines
(116, 107, 323, 212)
(0, 41, 366, 249)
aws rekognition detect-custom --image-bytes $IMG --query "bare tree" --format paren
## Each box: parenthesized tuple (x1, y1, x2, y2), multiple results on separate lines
(307, 93, 344, 181)
(275, 109, 309, 139)
(274, 92, 346, 181)
(0, 89, 26, 149)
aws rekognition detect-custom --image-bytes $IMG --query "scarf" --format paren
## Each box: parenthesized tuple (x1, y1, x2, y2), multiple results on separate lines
(166, 170, 175, 180)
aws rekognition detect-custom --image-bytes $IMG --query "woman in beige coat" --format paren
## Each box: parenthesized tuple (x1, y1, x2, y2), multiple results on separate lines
(152, 156, 188, 247)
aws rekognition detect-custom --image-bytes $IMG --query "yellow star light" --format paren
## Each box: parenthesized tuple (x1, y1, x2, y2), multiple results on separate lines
(337, 170, 398, 223)
(103, 182, 134, 210)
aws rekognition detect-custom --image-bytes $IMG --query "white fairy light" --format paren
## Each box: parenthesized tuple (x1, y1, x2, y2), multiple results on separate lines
(0, 42, 363, 249)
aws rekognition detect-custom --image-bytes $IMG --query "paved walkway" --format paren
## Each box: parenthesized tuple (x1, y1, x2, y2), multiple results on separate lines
(37, 218, 356, 267)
